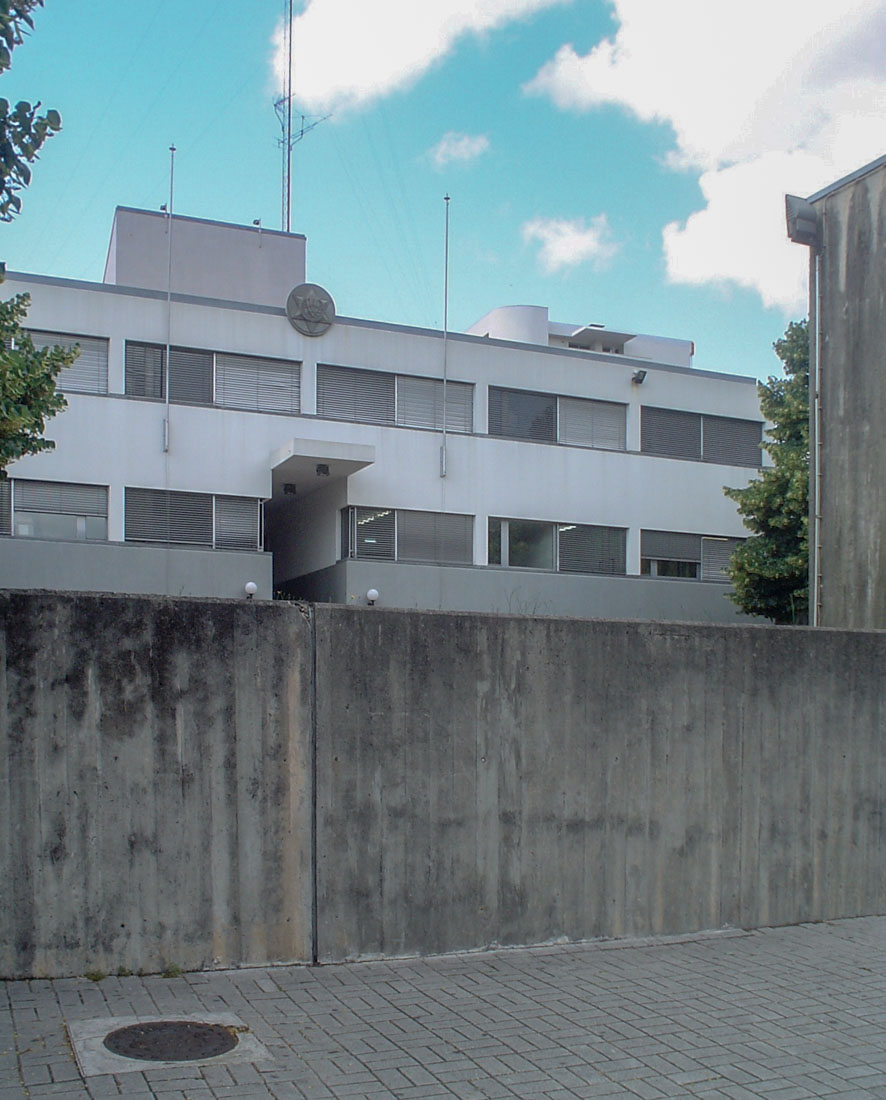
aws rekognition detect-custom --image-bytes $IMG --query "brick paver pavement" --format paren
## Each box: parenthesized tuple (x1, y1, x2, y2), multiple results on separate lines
(3, 916, 886, 1099)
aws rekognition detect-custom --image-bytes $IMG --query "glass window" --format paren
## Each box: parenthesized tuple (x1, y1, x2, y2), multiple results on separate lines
(14, 512, 107, 541)
(508, 519, 554, 569)
(488, 387, 556, 442)
(488, 519, 502, 565)
(354, 507, 395, 559)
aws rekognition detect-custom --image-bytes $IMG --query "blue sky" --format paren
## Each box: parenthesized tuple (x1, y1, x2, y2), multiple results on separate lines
(3, 0, 885, 379)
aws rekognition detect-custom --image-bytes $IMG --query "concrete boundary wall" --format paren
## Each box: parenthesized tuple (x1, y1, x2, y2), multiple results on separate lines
(313, 608, 886, 960)
(1, 593, 885, 978)
(0, 592, 312, 979)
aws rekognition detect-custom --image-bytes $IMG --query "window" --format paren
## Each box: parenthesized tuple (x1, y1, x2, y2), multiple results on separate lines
(641, 530, 743, 583)
(488, 388, 555, 442)
(129, 345, 213, 404)
(168, 348, 212, 404)
(215, 353, 301, 414)
(342, 507, 473, 564)
(701, 536, 743, 582)
(558, 523, 626, 575)
(397, 510, 473, 564)
(489, 518, 626, 575)
(558, 396, 626, 451)
(641, 530, 701, 578)
(125, 342, 165, 399)
(489, 386, 626, 450)
(5, 479, 107, 541)
(125, 488, 261, 550)
(702, 416, 763, 467)
(318, 365, 473, 431)
(640, 407, 701, 460)
(26, 330, 109, 394)
(641, 406, 762, 467)
(125, 342, 300, 413)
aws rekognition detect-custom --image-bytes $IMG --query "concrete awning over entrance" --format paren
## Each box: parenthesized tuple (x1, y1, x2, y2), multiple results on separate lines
(270, 437, 375, 498)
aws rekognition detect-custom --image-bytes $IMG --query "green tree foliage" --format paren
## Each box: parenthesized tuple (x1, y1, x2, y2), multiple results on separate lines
(0, 1, 70, 472)
(0, 0, 61, 221)
(724, 320, 809, 624)
(0, 292, 73, 471)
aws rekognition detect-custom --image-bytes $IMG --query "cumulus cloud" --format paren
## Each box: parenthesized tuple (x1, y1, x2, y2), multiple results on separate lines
(525, 0, 886, 311)
(271, 0, 570, 115)
(429, 132, 490, 168)
(522, 215, 620, 273)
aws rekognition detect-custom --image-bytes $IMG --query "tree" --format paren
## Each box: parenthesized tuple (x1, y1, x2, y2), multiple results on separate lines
(0, 293, 74, 471)
(0, 0, 71, 473)
(0, 0, 61, 221)
(724, 320, 809, 624)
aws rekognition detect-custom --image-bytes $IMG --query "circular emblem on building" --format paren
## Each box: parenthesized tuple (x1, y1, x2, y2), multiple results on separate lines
(286, 283, 335, 336)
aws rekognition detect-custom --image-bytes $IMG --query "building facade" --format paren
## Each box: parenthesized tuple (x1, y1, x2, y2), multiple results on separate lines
(1, 207, 765, 620)
(788, 154, 886, 629)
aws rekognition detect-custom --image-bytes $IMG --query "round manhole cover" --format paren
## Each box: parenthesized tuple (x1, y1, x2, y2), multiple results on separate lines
(103, 1020, 238, 1062)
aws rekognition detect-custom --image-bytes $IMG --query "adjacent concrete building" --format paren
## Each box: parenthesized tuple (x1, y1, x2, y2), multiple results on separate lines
(788, 153, 886, 629)
(1, 207, 765, 620)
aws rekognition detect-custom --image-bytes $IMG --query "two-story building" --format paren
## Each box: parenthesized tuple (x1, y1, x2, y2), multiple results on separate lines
(1, 207, 764, 620)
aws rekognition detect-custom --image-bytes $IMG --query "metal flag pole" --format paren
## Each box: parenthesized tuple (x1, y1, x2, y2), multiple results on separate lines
(163, 143, 176, 453)
(440, 194, 450, 478)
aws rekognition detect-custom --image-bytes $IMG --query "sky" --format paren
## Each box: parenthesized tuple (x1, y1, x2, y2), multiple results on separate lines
(2, 0, 885, 380)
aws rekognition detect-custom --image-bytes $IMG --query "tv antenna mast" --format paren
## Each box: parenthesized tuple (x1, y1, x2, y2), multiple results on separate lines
(274, 0, 330, 232)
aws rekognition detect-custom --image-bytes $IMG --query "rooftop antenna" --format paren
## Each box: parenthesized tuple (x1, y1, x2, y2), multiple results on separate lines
(273, 0, 330, 232)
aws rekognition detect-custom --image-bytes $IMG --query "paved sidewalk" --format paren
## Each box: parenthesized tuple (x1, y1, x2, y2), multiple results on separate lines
(3, 916, 886, 1099)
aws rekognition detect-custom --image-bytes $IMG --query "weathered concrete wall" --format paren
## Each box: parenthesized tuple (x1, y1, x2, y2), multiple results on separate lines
(813, 163, 886, 628)
(0, 592, 312, 979)
(292, 559, 753, 623)
(3, 594, 886, 978)
(314, 607, 886, 960)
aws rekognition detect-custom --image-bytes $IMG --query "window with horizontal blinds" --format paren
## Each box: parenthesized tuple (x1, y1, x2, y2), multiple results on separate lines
(702, 415, 762, 467)
(14, 480, 107, 516)
(558, 397, 626, 451)
(215, 353, 300, 414)
(168, 348, 212, 404)
(641, 406, 701, 459)
(395, 376, 473, 432)
(558, 524, 626, 575)
(701, 537, 742, 582)
(215, 496, 260, 550)
(354, 507, 395, 559)
(11, 479, 108, 541)
(488, 387, 556, 442)
(397, 510, 473, 564)
(0, 480, 10, 535)
(317, 365, 395, 423)
(26, 330, 109, 394)
(125, 342, 165, 398)
(125, 488, 213, 546)
(641, 530, 702, 562)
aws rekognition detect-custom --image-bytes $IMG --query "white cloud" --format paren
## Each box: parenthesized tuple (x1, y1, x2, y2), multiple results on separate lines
(429, 132, 490, 168)
(522, 214, 619, 273)
(271, 0, 570, 115)
(525, 0, 886, 311)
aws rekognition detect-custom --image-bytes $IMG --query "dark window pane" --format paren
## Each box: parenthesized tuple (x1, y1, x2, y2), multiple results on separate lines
(489, 387, 556, 442)
(508, 520, 554, 568)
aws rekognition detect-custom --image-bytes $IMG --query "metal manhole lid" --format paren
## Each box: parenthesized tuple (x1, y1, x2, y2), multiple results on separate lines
(103, 1020, 238, 1062)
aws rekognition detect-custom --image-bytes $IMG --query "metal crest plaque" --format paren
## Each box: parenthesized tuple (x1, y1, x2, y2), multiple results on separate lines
(286, 283, 335, 336)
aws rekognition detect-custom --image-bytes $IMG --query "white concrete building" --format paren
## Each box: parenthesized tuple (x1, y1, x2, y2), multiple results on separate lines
(1, 208, 764, 620)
